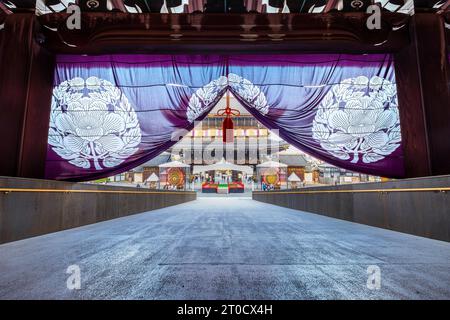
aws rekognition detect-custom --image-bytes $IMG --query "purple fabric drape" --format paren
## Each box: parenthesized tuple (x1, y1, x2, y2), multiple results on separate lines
(45, 54, 404, 181)
(228, 54, 403, 178)
(45, 55, 227, 181)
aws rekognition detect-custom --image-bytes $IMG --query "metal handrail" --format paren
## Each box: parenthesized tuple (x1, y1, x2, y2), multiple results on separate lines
(0, 188, 196, 195)
(253, 187, 450, 195)
(1, 187, 448, 195)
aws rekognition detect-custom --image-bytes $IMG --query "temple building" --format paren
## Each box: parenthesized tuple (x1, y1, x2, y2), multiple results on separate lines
(171, 92, 290, 165)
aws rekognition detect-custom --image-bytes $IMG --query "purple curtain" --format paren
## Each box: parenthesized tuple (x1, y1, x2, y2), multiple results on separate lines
(45, 55, 227, 181)
(45, 54, 404, 181)
(228, 55, 403, 178)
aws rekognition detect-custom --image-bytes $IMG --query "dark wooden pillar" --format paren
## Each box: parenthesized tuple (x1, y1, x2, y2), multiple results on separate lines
(0, 14, 55, 179)
(394, 13, 450, 178)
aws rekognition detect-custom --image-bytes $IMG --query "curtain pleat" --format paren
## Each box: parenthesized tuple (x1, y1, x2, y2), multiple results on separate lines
(45, 54, 404, 181)
(45, 55, 227, 180)
(228, 54, 403, 178)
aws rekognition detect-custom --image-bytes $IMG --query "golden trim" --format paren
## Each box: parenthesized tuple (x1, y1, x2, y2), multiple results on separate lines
(253, 187, 450, 195)
(0, 188, 196, 195)
(2, 188, 447, 196)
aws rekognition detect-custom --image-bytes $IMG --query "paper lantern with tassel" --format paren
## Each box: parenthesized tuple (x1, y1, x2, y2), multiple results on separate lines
(217, 91, 240, 143)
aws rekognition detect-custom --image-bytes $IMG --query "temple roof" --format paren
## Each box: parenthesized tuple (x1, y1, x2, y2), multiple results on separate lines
(132, 152, 171, 171)
(278, 154, 308, 167)
(208, 92, 251, 117)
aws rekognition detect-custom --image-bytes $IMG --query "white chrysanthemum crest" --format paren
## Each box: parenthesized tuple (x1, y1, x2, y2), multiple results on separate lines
(312, 76, 401, 164)
(49, 77, 141, 170)
(186, 74, 269, 123)
(228, 73, 269, 115)
(187, 76, 227, 122)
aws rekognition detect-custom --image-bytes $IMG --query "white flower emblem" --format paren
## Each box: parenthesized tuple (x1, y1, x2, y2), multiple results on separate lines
(186, 73, 269, 122)
(48, 77, 141, 170)
(312, 76, 401, 164)
(228, 73, 269, 115)
(187, 76, 228, 122)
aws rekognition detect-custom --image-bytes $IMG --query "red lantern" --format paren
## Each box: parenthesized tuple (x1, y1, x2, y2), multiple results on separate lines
(217, 91, 240, 143)
(222, 115, 234, 143)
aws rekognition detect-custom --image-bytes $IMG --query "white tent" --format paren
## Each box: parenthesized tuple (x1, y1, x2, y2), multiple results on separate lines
(288, 172, 301, 182)
(193, 158, 253, 175)
(257, 160, 288, 168)
(146, 173, 159, 182)
(159, 160, 190, 168)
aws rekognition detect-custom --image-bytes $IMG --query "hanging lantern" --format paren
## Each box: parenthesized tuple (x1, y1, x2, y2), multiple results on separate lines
(217, 91, 240, 143)
(222, 115, 234, 143)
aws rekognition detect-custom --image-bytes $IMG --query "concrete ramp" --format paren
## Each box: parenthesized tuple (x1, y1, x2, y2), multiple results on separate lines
(1, 198, 449, 299)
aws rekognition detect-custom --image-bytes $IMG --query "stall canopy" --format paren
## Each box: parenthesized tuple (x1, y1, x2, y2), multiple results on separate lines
(193, 159, 253, 175)
(257, 160, 288, 168)
(288, 172, 302, 182)
(146, 172, 159, 182)
(158, 160, 190, 168)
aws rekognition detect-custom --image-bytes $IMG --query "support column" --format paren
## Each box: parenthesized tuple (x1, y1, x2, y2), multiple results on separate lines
(394, 13, 450, 177)
(0, 14, 55, 179)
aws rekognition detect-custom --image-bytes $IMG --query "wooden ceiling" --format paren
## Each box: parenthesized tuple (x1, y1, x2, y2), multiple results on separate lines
(36, 11, 411, 54)
(2, 0, 446, 14)
(2, 1, 447, 54)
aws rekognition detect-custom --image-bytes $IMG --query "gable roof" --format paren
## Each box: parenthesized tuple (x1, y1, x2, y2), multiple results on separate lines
(278, 154, 308, 167)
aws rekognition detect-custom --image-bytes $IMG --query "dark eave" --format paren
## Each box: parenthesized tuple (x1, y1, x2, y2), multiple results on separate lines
(36, 12, 411, 54)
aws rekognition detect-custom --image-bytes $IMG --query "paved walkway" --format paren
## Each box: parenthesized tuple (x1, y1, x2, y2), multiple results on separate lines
(1, 198, 449, 299)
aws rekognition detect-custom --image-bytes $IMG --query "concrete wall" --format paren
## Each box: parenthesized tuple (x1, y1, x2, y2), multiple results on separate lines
(0, 177, 196, 244)
(253, 175, 450, 242)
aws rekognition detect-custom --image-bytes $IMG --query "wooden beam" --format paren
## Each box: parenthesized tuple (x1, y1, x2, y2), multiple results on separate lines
(394, 12, 450, 177)
(37, 12, 410, 54)
(0, 14, 55, 179)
